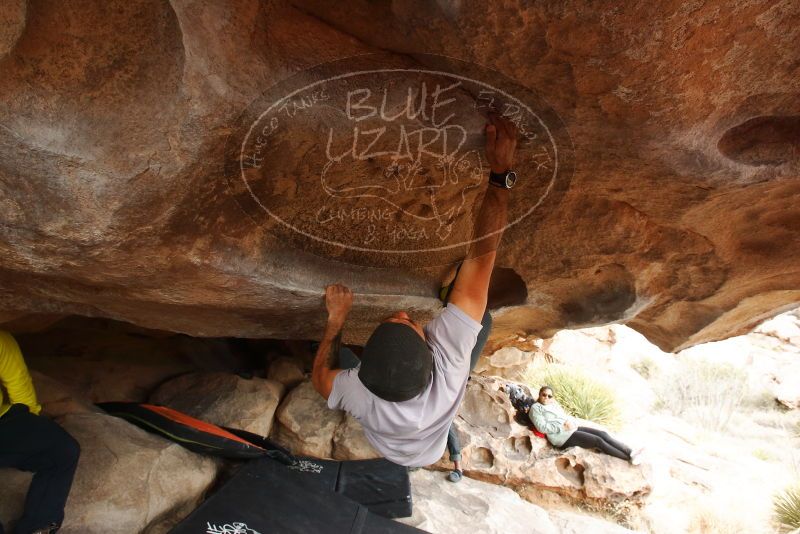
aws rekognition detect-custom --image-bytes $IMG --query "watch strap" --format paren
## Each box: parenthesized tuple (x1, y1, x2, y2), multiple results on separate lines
(489, 170, 514, 188)
(489, 170, 508, 187)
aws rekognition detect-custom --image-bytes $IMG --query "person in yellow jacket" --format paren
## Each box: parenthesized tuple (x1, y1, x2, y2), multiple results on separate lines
(0, 331, 80, 534)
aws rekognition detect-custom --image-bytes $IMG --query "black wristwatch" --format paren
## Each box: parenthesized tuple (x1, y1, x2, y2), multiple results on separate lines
(489, 169, 517, 189)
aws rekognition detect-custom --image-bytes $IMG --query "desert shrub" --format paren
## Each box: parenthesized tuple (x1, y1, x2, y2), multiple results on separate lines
(524, 365, 621, 429)
(690, 498, 751, 534)
(653, 358, 747, 432)
(744, 388, 782, 411)
(578, 498, 639, 529)
(774, 483, 800, 530)
(752, 448, 774, 462)
(631, 356, 658, 380)
(750, 410, 799, 433)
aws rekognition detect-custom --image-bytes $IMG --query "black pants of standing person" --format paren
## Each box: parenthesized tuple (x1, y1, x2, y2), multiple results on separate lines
(445, 309, 492, 463)
(439, 265, 494, 465)
(0, 404, 80, 534)
(560, 426, 632, 461)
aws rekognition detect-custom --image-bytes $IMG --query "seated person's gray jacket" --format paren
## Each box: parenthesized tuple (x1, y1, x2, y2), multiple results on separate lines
(528, 401, 576, 447)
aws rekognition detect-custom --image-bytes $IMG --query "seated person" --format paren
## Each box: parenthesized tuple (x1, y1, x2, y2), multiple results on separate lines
(529, 385, 642, 465)
(0, 331, 81, 534)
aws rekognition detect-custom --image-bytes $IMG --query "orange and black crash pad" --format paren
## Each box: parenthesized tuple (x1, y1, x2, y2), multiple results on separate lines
(98, 402, 273, 459)
(98, 402, 420, 533)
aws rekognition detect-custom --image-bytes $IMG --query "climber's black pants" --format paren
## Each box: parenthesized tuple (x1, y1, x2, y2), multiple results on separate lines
(0, 404, 80, 534)
(446, 309, 492, 463)
(561, 426, 631, 461)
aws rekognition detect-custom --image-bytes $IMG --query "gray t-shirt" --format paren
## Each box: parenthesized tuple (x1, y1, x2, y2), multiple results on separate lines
(327, 303, 482, 467)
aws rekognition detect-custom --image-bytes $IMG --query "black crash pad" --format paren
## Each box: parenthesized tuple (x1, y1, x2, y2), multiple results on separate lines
(98, 403, 417, 527)
(224, 427, 412, 519)
(170, 456, 424, 534)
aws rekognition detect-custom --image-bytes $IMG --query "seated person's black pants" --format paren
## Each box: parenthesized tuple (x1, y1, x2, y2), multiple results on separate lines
(0, 403, 80, 534)
(560, 426, 632, 461)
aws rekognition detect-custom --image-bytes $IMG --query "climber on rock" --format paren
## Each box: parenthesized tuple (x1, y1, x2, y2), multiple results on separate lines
(311, 113, 518, 478)
(0, 331, 81, 534)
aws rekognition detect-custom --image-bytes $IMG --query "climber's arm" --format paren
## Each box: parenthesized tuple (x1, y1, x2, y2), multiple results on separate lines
(311, 284, 351, 399)
(448, 114, 517, 323)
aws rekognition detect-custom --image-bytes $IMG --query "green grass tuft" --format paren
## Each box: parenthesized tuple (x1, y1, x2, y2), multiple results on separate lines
(524, 365, 622, 429)
(774, 483, 800, 530)
(752, 448, 774, 462)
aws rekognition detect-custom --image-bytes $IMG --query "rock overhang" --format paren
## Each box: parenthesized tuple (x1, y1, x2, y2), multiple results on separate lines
(0, 0, 798, 352)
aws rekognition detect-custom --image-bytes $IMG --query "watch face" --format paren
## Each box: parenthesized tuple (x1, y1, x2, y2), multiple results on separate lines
(506, 171, 517, 188)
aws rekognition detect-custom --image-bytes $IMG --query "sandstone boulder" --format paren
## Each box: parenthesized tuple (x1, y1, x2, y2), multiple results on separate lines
(332, 414, 380, 461)
(150, 372, 284, 436)
(31, 370, 96, 418)
(519, 448, 653, 504)
(549, 510, 644, 534)
(0, 412, 218, 534)
(398, 469, 645, 534)
(270, 380, 344, 457)
(267, 356, 306, 390)
(398, 469, 559, 534)
(754, 309, 800, 346)
(0, 1, 798, 353)
(475, 344, 541, 381)
(270, 379, 380, 459)
(441, 376, 652, 506)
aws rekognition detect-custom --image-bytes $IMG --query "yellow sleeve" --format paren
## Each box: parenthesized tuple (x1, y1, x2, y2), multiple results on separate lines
(0, 331, 41, 415)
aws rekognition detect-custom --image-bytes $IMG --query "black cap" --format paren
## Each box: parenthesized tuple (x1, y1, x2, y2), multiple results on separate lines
(358, 322, 433, 402)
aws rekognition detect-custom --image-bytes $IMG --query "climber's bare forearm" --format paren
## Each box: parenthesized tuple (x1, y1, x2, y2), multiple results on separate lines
(468, 185, 510, 261)
(449, 186, 509, 321)
(312, 318, 343, 399)
(313, 284, 352, 399)
(448, 113, 516, 323)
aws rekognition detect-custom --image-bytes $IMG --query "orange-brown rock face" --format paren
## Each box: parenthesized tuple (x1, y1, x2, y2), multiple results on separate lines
(0, 0, 798, 351)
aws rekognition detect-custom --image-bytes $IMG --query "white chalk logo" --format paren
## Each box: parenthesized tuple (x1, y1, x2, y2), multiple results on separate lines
(226, 54, 572, 266)
(288, 459, 324, 474)
(206, 521, 261, 534)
